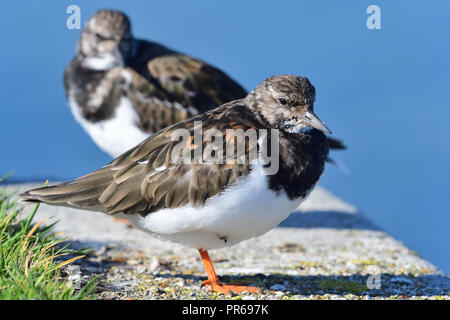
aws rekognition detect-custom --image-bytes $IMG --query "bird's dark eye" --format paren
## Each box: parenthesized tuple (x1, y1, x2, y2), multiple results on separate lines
(278, 98, 288, 105)
(95, 33, 108, 41)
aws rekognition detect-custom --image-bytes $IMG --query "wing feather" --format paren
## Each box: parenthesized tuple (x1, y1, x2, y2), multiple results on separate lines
(19, 103, 260, 216)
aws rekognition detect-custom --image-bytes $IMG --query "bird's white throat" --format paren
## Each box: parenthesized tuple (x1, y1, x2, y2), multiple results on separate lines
(284, 120, 313, 134)
(82, 54, 123, 71)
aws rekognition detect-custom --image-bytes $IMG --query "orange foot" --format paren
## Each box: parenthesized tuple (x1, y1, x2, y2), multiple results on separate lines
(202, 280, 261, 295)
(113, 217, 133, 228)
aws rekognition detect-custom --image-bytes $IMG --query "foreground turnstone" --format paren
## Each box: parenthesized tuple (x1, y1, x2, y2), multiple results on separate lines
(65, 9, 345, 158)
(22, 75, 331, 294)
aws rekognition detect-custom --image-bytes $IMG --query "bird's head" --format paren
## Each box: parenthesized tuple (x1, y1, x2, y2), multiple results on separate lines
(78, 9, 133, 70)
(248, 75, 331, 134)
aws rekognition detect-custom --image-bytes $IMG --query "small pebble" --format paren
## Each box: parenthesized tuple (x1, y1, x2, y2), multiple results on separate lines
(148, 258, 160, 271)
(270, 284, 287, 291)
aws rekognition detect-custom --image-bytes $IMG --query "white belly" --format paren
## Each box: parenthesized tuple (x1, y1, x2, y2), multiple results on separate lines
(69, 97, 150, 158)
(140, 162, 310, 250)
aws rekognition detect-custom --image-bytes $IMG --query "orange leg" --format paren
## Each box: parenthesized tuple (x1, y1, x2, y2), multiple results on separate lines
(198, 249, 261, 295)
(113, 217, 133, 228)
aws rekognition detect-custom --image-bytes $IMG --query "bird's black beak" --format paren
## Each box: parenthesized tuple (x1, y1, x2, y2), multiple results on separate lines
(301, 110, 332, 134)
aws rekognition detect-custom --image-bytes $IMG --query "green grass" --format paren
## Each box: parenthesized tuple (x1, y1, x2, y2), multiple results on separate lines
(0, 184, 96, 299)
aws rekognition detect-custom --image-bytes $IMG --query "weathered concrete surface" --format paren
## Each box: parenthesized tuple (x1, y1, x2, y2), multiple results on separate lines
(5, 183, 450, 300)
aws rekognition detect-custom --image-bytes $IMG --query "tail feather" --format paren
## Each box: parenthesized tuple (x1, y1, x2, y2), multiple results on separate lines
(327, 137, 346, 150)
(19, 167, 114, 210)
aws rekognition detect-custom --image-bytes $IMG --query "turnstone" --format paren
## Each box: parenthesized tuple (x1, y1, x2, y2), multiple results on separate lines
(64, 9, 345, 158)
(22, 75, 331, 294)
(65, 9, 247, 157)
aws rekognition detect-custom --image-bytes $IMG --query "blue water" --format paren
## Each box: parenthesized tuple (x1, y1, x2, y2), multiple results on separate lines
(1, 1, 449, 273)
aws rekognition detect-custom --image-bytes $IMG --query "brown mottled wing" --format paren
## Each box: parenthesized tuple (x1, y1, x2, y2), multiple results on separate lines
(20, 102, 259, 216)
(146, 54, 247, 114)
(124, 54, 247, 134)
(124, 67, 195, 133)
